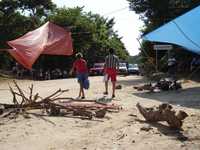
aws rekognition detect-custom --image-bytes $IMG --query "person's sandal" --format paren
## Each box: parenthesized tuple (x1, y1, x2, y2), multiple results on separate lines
(112, 94, 115, 98)
(103, 92, 108, 95)
(81, 96, 85, 99)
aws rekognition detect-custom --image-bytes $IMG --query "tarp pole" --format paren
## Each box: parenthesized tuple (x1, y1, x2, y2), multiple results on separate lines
(156, 49, 158, 72)
(136, 38, 157, 71)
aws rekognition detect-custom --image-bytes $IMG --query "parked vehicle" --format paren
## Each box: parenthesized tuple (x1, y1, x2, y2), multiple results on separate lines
(118, 63, 128, 75)
(89, 63, 104, 75)
(128, 64, 139, 75)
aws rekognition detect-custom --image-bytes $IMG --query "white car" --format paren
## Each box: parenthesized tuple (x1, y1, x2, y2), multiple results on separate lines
(118, 63, 128, 74)
(128, 64, 139, 75)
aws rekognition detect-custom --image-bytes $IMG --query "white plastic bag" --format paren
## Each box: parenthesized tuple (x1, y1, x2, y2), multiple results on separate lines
(103, 74, 108, 82)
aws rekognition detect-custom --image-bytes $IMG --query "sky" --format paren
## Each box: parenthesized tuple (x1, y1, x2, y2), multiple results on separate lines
(52, 0, 144, 56)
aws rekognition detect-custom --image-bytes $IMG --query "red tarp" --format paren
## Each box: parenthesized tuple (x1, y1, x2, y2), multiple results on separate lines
(7, 21, 73, 69)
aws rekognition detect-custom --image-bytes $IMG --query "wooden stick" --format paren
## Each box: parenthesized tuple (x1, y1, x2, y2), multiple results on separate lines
(47, 89, 69, 99)
(13, 80, 29, 105)
(42, 89, 62, 101)
(33, 93, 39, 102)
(29, 84, 33, 102)
(9, 85, 19, 105)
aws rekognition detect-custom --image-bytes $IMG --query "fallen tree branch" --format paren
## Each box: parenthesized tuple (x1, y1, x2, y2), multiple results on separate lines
(136, 103, 188, 129)
(0, 80, 121, 120)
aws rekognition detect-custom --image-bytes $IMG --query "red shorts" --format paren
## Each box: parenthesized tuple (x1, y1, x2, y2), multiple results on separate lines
(105, 68, 117, 82)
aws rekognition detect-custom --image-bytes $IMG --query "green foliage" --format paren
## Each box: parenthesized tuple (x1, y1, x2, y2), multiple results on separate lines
(0, 1, 129, 70)
(127, 55, 141, 64)
(46, 7, 129, 68)
(0, 0, 56, 70)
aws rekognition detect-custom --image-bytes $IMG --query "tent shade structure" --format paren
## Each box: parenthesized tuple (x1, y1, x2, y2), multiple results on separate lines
(7, 21, 73, 69)
(142, 5, 200, 54)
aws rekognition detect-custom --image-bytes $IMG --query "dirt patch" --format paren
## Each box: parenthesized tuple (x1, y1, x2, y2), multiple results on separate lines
(0, 76, 200, 150)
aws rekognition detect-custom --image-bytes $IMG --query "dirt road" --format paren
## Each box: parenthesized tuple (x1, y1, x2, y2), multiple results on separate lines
(0, 76, 200, 150)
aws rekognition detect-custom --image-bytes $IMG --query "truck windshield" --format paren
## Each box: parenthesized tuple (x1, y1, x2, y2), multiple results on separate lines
(94, 63, 104, 68)
(119, 63, 126, 67)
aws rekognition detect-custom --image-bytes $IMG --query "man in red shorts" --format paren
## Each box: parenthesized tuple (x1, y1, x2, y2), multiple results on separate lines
(70, 52, 88, 99)
(104, 48, 119, 98)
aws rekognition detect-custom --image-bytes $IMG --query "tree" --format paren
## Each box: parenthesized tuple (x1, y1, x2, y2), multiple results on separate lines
(0, 2, 129, 71)
(44, 7, 129, 69)
(0, 0, 55, 69)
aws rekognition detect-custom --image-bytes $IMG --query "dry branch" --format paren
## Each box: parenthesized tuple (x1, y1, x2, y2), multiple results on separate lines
(0, 80, 120, 120)
(136, 103, 188, 129)
(29, 84, 33, 102)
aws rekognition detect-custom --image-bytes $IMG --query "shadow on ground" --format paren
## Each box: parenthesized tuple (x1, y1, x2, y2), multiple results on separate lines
(133, 86, 200, 109)
(136, 119, 189, 142)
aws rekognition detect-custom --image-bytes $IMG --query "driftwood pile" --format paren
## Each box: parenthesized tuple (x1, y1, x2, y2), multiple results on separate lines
(156, 79, 182, 91)
(0, 80, 121, 120)
(134, 79, 182, 92)
(134, 83, 154, 92)
(136, 103, 188, 129)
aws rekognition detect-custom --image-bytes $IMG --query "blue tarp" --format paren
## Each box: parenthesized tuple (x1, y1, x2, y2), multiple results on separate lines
(143, 5, 200, 54)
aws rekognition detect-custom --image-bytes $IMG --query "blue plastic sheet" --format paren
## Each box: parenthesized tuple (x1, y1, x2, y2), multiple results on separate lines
(143, 5, 200, 54)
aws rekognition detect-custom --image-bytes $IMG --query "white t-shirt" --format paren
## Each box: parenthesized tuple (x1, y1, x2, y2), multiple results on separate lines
(168, 58, 176, 66)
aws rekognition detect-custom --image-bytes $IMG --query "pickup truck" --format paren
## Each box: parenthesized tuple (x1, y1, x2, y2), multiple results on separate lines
(89, 63, 104, 76)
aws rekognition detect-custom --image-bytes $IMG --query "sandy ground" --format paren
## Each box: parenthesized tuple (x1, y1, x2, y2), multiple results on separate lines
(0, 75, 200, 150)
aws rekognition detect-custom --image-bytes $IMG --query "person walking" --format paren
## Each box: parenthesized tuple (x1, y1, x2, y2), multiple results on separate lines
(104, 48, 119, 98)
(167, 55, 177, 80)
(70, 52, 89, 99)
